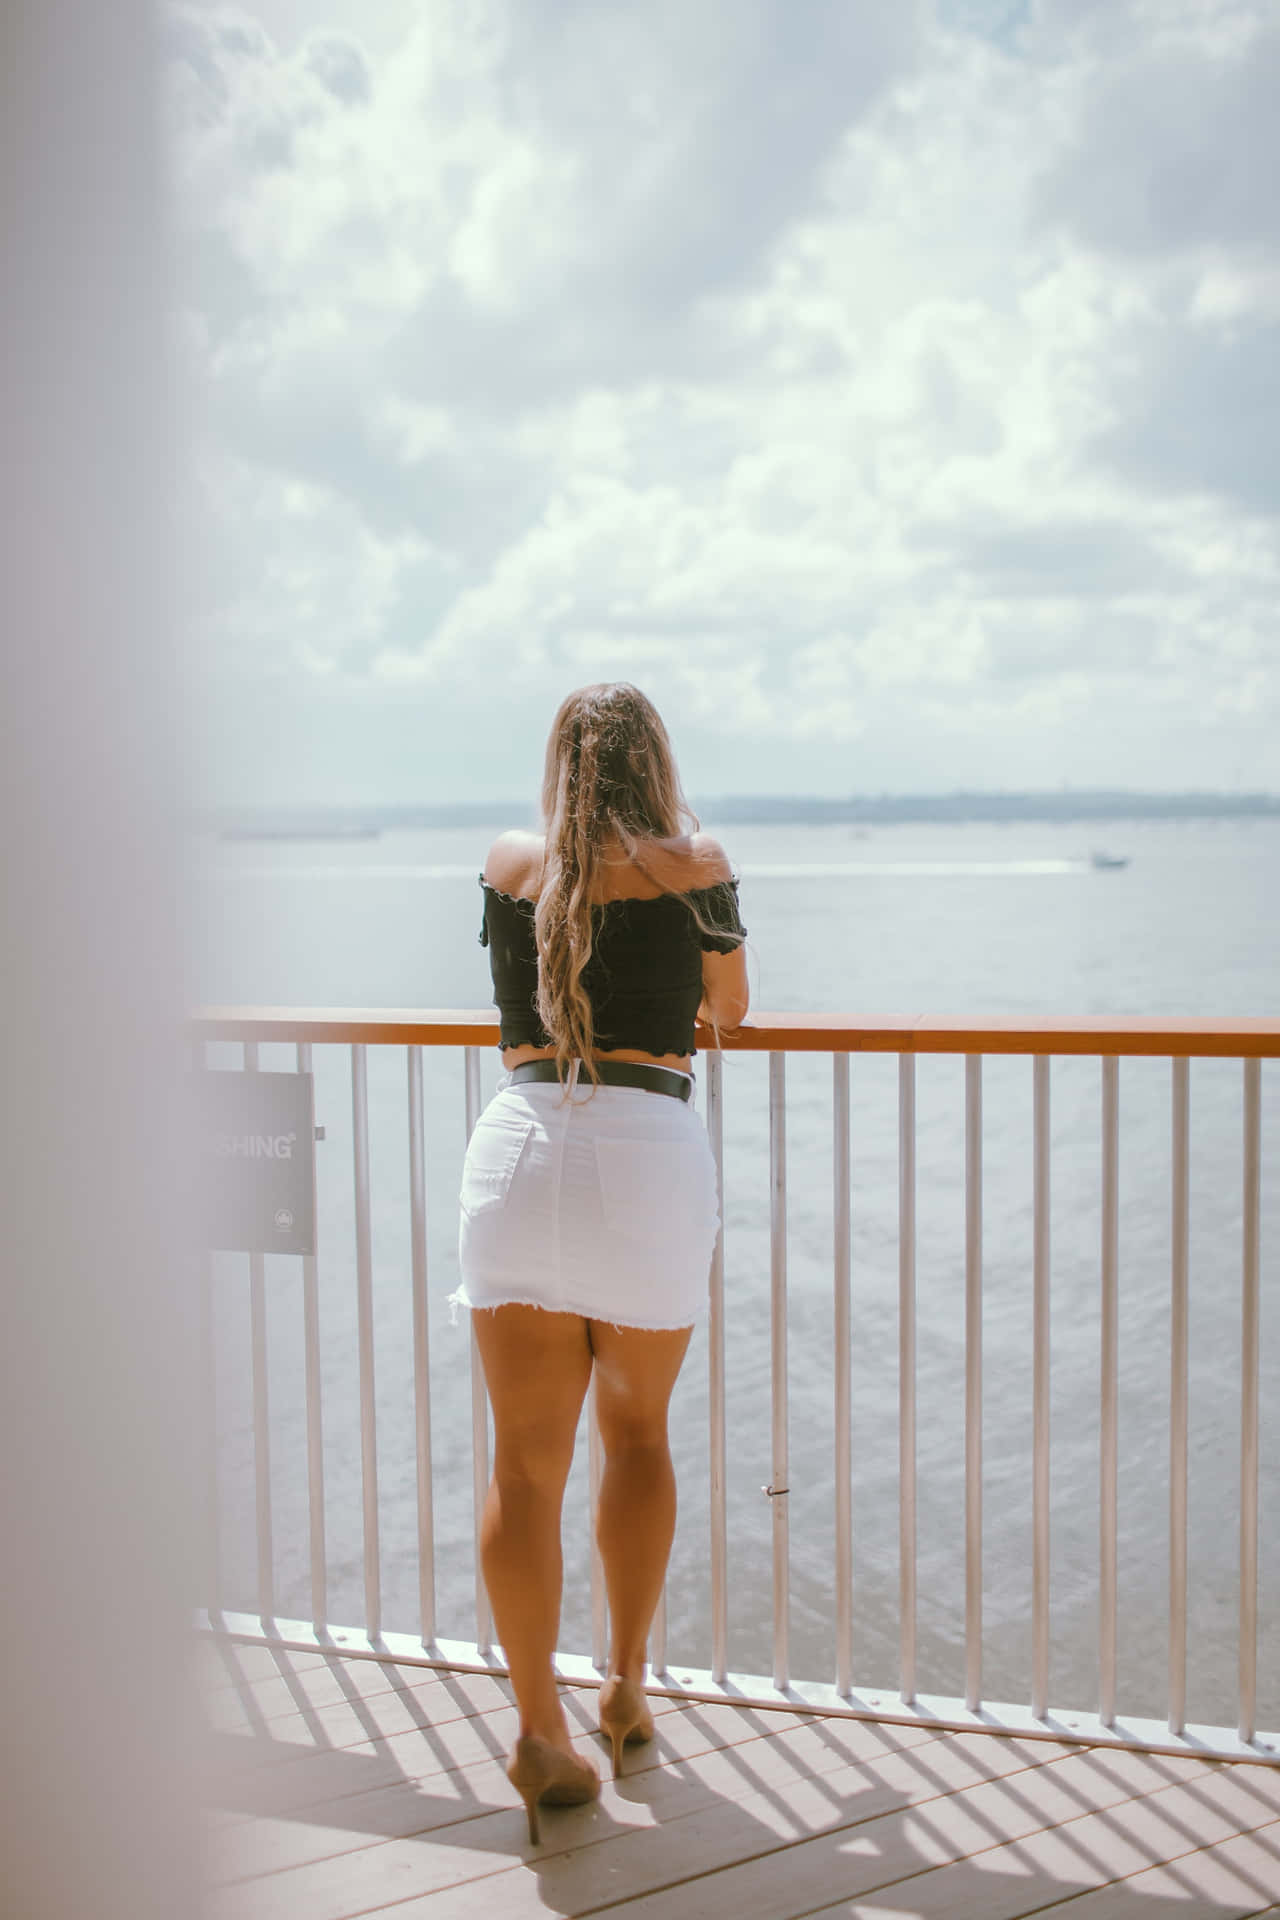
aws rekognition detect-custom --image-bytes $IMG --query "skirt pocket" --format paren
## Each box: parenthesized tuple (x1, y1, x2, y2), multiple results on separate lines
(460, 1115, 535, 1216)
(593, 1136, 718, 1248)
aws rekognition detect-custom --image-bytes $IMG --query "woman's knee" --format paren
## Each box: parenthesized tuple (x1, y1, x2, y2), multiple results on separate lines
(492, 1424, 577, 1492)
(597, 1405, 673, 1463)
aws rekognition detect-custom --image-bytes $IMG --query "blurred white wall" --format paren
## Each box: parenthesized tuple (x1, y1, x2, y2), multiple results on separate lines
(1, 3, 204, 1914)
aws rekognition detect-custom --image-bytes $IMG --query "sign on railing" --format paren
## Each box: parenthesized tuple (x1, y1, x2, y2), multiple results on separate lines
(190, 1069, 316, 1254)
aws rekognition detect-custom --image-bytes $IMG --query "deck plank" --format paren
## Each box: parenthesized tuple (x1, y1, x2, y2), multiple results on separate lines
(206, 1729, 1078, 1920)
(460, 1746, 1201, 1920)
(793, 1783, 1280, 1918)
(195, 1640, 333, 1689)
(199, 1650, 1280, 1920)
(1020, 1817, 1280, 1918)
(203, 1679, 807, 1816)
(203, 1685, 808, 1852)
(206, 1709, 946, 1887)
(208, 1667, 522, 1753)
(202, 1656, 461, 1727)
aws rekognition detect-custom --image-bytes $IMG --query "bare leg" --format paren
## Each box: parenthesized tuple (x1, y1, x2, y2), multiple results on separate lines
(471, 1304, 593, 1751)
(589, 1321, 693, 1681)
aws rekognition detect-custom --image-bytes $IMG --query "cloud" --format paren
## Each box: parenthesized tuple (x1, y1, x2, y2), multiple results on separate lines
(1098, 321, 1280, 514)
(303, 31, 373, 106)
(963, 521, 1173, 598)
(1024, 8, 1280, 516)
(1033, 8, 1279, 259)
(165, 0, 1280, 798)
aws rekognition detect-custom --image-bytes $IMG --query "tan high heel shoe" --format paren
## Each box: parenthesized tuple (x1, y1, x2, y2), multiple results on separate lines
(505, 1734, 600, 1846)
(597, 1675, 655, 1779)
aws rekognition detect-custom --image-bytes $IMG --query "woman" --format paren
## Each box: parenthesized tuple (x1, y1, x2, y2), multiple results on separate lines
(453, 682, 749, 1844)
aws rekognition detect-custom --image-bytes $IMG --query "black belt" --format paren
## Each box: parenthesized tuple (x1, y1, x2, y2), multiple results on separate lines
(508, 1059, 692, 1103)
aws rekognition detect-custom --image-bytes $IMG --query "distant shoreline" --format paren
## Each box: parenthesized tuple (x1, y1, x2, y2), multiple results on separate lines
(192, 789, 1280, 836)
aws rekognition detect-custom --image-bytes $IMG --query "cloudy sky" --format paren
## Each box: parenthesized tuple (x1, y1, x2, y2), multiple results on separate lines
(164, 0, 1280, 810)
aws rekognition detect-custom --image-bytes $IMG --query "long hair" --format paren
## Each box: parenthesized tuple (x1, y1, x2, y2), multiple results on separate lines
(534, 683, 698, 1085)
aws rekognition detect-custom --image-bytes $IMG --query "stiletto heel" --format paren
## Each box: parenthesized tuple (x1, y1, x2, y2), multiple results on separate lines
(597, 1675, 655, 1779)
(514, 1771, 541, 1847)
(505, 1734, 600, 1847)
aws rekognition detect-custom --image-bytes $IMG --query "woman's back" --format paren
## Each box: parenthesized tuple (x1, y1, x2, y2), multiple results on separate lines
(480, 827, 747, 1068)
(483, 825, 733, 905)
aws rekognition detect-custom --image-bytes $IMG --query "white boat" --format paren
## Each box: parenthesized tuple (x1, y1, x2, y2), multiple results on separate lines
(1090, 849, 1131, 870)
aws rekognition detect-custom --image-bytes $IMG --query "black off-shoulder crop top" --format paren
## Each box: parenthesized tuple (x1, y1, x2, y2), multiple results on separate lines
(478, 874, 747, 1058)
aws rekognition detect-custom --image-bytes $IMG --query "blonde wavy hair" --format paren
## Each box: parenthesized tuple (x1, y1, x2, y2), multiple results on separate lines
(533, 683, 719, 1085)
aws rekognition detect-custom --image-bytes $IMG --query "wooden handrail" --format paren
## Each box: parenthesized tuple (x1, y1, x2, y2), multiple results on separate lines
(186, 1006, 1280, 1059)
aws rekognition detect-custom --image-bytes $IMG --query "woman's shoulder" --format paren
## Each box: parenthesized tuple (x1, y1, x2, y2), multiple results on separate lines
(654, 830, 735, 892)
(480, 827, 735, 902)
(482, 829, 544, 900)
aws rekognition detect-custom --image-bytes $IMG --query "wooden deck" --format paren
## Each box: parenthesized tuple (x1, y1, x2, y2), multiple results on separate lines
(197, 1639, 1280, 1918)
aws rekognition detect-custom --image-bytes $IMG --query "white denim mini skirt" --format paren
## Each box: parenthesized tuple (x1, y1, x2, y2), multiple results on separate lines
(453, 1069, 720, 1330)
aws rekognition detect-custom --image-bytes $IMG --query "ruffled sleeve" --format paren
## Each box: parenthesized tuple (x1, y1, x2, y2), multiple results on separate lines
(697, 876, 747, 953)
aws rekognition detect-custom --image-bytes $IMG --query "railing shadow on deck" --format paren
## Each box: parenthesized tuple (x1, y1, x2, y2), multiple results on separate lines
(200, 1640, 1280, 1911)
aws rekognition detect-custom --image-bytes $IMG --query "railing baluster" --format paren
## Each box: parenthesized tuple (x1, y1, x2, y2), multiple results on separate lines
(407, 1043, 434, 1646)
(1100, 1055, 1120, 1726)
(589, 1373, 606, 1671)
(244, 1040, 274, 1621)
(899, 1052, 917, 1706)
(833, 1052, 853, 1697)
(352, 1041, 380, 1641)
(464, 1047, 492, 1652)
(1169, 1056, 1189, 1735)
(769, 1051, 790, 1691)
(298, 1039, 327, 1632)
(707, 1049, 728, 1686)
(965, 1054, 983, 1713)
(1240, 1057, 1261, 1743)
(1032, 1055, 1050, 1719)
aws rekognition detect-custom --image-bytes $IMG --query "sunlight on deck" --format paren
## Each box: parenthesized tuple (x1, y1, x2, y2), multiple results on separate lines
(198, 1639, 1280, 1919)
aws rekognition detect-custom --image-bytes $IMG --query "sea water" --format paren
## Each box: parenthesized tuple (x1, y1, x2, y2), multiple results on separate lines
(189, 815, 1279, 1730)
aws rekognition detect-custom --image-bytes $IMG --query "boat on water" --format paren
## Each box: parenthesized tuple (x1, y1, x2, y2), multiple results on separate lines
(1090, 849, 1130, 870)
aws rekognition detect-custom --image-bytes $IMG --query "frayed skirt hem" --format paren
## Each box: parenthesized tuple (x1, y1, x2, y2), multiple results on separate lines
(447, 1285, 703, 1333)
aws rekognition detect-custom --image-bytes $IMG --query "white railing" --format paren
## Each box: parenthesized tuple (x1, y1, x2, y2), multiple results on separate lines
(189, 1008, 1279, 1766)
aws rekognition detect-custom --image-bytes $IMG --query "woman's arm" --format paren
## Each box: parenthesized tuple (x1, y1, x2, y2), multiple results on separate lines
(698, 946, 749, 1033)
(689, 833, 749, 1033)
